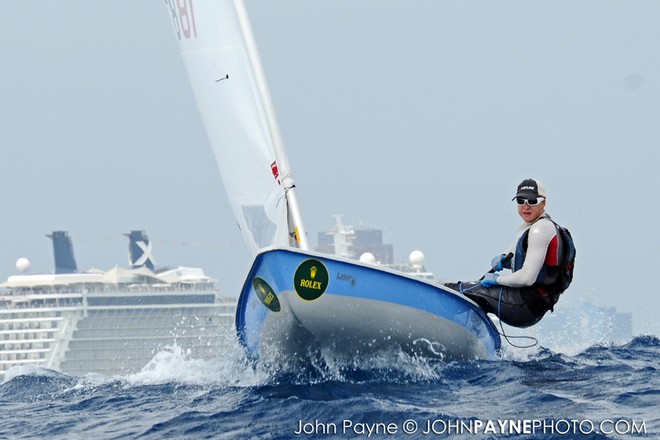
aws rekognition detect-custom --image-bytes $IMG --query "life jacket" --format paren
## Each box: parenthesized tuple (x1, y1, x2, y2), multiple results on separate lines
(513, 217, 575, 309)
(550, 221, 576, 295)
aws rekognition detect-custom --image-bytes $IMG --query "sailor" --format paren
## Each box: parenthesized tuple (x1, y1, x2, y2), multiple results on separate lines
(446, 178, 565, 328)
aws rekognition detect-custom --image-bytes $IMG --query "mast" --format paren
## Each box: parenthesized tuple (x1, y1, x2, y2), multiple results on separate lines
(234, 0, 309, 250)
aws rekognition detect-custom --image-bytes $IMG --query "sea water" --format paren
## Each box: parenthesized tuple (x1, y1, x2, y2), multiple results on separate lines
(0, 335, 658, 439)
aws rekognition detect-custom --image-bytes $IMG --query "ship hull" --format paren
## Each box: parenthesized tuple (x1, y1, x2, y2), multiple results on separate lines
(236, 248, 501, 363)
(0, 290, 236, 377)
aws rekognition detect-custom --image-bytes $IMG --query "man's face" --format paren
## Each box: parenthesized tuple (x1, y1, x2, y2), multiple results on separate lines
(517, 198, 546, 223)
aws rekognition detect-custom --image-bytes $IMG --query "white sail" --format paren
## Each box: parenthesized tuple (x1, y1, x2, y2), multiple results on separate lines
(166, 0, 308, 256)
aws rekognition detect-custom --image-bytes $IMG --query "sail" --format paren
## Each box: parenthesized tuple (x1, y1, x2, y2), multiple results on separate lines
(166, 0, 307, 256)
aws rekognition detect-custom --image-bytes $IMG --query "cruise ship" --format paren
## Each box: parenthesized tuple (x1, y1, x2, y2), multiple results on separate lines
(0, 231, 236, 378)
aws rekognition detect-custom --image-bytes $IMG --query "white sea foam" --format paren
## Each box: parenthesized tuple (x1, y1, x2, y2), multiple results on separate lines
(120, 336, 272, 388)
(2, 364, 63, 383)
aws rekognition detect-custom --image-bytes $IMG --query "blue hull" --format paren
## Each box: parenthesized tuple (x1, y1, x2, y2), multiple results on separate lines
(236, 248, 501, 362)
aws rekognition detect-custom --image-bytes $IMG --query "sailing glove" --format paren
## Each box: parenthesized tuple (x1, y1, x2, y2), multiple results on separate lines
(491, 254, 506, 271)
(481, 273, 499, 288)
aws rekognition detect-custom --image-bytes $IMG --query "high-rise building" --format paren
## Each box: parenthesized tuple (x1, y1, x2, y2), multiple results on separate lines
(315, 216, 393, 264)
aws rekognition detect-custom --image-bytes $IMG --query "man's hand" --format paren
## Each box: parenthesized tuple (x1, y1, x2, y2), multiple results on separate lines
(490, 254, 507, 271)
(481, 273, 500, 288)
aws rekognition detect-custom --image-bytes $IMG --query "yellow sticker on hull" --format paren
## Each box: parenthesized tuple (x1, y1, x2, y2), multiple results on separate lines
(294, 259, 329, 301)
(252, 277, 281, 312)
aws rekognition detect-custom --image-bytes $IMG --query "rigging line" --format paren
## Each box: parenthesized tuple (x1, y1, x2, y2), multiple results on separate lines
(275, 185, 295, 207)
(72, 237, 238, 248)
(497, 287, 539, 349)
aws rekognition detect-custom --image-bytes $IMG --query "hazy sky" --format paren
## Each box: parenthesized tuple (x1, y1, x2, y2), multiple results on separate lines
(1, 1, 659, 336)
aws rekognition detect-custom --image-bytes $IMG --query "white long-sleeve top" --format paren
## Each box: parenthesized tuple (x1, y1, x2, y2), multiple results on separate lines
(497, 215, 558, 288)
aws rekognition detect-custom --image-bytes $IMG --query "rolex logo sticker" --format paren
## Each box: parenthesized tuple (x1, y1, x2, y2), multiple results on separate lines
(294, 259, 329, 301)
(252, 277, 281, 312)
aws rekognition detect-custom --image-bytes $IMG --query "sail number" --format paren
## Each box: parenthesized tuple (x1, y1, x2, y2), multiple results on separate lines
(166, 0, 198, 40)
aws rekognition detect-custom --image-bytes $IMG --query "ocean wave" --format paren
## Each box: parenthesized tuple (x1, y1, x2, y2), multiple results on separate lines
(1, 336, 657, 439)
(2, 335, 657, 389)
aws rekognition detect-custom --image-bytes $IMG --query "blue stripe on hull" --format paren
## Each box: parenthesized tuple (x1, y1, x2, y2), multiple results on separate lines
(236, 248, 501, 362)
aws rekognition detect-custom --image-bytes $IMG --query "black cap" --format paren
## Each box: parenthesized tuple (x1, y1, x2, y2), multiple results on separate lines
(512, 178, 546, 200)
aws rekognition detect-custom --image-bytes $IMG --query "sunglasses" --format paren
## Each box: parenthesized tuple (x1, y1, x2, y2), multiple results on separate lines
(516, 197, 545, 206)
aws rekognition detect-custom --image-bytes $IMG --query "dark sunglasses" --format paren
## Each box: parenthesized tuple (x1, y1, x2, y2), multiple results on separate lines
(516, 197, 545, 206)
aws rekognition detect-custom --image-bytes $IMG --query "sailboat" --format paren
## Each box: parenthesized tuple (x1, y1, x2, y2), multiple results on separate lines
(167, 0, 501, 362)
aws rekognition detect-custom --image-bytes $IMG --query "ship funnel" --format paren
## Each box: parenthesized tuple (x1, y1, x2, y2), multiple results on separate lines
(125, 230, 155, 270)
(47, 231, 78, 274)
